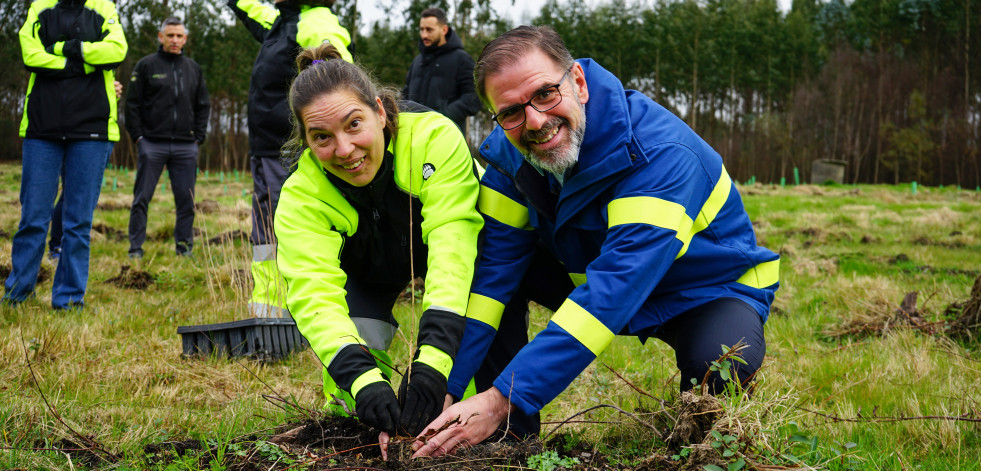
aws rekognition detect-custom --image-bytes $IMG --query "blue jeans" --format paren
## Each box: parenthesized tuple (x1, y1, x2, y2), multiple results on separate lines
(3, 139, 112, 309)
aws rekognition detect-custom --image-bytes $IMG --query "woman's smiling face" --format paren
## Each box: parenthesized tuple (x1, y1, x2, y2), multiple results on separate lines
(302, 90, 388, 187)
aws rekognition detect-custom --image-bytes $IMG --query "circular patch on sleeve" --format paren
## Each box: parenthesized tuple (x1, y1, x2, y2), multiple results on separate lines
(422, 163, 436, 181)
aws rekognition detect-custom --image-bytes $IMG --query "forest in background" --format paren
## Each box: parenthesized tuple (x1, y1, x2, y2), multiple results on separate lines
(0, 0, 978, 187)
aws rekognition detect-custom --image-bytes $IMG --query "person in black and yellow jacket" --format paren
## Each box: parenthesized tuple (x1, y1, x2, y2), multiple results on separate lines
(3, 0, 127, 310)
(227, 0, 353, 318)
(274, 43, 482, 442)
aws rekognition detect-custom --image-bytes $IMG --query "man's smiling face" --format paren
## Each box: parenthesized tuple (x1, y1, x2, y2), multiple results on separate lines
(485, 48, 589, 175)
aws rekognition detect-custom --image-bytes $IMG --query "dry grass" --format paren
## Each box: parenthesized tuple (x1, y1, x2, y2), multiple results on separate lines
(2, 168, 981, 469)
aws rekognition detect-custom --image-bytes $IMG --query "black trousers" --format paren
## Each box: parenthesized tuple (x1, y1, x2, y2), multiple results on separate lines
(473, 247, 767, 437)
(128, 139, 198, 254)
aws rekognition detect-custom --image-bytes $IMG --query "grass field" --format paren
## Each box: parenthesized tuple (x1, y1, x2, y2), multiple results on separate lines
(1, 161, 980, 470)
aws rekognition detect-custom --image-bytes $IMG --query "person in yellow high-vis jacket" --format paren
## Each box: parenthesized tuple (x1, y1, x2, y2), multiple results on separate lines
(275, 43, 483, 438)
(3, 0, 127, 311)
(226, 0, 352, 317)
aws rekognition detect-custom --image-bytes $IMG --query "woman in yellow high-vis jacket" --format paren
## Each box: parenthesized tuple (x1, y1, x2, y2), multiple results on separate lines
(274, 43, 482, 438)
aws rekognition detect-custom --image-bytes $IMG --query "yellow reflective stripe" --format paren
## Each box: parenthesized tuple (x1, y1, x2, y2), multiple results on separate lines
(550, 299, 615, 357)
(478, 185, 530, 230)
(466, 293, 505, 330)
(417, 345, 453, 379)
(569, 273, 587, 286)
(238, 0, 279, 28)
(679, 168, 732, 257)
(297, 8, 353, 62)
(608, 196, 693, 257)
(736, 260, 780, 289)
(349, 368, 385, 399)
(607, 167, 733, 259)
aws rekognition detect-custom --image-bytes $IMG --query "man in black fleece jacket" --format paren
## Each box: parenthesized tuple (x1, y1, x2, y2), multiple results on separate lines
(402, 7, 481, 133)
(125, 16, 210, 258)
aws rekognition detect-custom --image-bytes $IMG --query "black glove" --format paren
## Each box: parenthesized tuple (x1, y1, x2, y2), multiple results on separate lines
(61, 39, 83, 61)
(354, 381, 400, 435)
(398, 362, 447, 436)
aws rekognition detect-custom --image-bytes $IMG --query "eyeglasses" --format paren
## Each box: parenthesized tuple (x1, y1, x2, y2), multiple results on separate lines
(491, 68, 572, 130)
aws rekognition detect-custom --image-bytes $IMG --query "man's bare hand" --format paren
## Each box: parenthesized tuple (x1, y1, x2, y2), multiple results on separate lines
(411, 387, 511, 458)
(443, 393, 454, 411)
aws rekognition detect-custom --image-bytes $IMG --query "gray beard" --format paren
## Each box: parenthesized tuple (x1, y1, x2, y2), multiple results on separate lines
(522, 106, 586, 177)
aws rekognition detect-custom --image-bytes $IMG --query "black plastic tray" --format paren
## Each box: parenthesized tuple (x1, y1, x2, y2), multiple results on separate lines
(177, 317, 308, 361)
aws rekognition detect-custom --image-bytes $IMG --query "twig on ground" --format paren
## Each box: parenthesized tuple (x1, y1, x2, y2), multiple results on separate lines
(543, 404, 664, 440)
(497, 372, 515, 444)
(327, 392, 354, 416)
(233, 356, 317, 420)
(601, 362, 676, 424)
(418, 415, 463, 444)
(340, 335, 405, 377)
(800, 407, 981, 423)
(20, 336, 120, 463)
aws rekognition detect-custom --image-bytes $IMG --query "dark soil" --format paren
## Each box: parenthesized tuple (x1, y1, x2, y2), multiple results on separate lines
(206, 229, 250, 245)
(104, 265, 155, 290)
(135, 391, 743, 471)
(92, 223, 126, 241)
(912, 235, 966, 248)
(149, 226, 206, 242)
(784, 227, 852, 247)
(195, 199, 221, 214)
(398, 277, 426, 302)
(131, 385, 758, 471)
(0, 263, 50, 284)
(95, 201, 130, 211)
(828, 275, 981, 341)
(885, 254, 979, 277)
(142, 416, 556, 471)
(946, 274, 981, 341)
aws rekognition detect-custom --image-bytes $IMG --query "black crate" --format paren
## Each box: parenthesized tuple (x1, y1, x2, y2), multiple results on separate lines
(177, 317, 309, 361)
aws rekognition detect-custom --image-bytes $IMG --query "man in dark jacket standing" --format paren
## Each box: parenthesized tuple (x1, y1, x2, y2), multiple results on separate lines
(402, 8, 480, 133)
(125, 16, 210, 258)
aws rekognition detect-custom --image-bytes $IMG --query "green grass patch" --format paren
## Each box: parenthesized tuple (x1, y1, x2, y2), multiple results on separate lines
(1, 166, 980, 469)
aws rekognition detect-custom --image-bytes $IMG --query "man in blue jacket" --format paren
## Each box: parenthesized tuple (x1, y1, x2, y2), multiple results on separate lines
(408, 26, 780, 458)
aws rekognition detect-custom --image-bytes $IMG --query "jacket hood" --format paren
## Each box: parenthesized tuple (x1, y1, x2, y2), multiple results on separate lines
(418, 26, 464, 56)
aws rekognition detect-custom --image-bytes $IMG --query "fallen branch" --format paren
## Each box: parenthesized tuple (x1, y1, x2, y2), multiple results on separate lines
(800, 407, 981, 423)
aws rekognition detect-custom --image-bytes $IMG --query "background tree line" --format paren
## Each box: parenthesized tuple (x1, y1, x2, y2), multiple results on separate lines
(0, 0, 978, 187)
